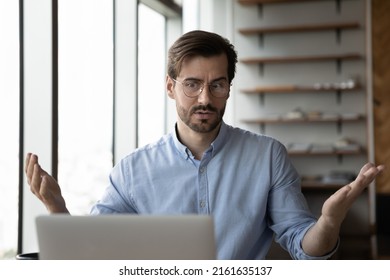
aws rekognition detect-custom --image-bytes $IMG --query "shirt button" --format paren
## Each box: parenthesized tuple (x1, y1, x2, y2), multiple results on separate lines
(200, 201, 206, 208)
(200, 167, 205, 173)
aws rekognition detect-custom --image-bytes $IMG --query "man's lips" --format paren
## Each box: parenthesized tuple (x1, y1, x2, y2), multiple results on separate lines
(191, 105, 217, 120)
(193, 110, 214, 119)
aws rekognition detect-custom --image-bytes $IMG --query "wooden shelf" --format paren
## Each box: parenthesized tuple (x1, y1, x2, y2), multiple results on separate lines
(301, 179, 367, 190)
(239, 0, 324, 5)
(239, 22, 359, 35)
(300, 181, 370, 191)
(240, 53, 362, 64)
(241, 84, 362, 94)
(301, 181, 345, 190)
(243, 114, 365, 134)
(288, 149, 365, 156)
(241, 115, 365, 124)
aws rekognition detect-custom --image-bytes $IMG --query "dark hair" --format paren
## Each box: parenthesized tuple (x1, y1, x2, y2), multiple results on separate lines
(167, 30, 238, 83)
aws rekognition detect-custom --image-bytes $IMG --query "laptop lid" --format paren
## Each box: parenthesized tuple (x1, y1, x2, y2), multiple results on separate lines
(35, 214, 216, 260)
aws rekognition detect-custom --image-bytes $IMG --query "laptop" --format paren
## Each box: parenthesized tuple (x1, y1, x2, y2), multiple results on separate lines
(35, 214, 216, 260)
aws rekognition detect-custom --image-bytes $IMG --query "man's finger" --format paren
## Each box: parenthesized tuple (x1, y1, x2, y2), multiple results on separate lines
(25, 153, 37, 185)
(25, 153, 32, 174)
(348, 164, 384, 199)
(30, 163, 43, 198)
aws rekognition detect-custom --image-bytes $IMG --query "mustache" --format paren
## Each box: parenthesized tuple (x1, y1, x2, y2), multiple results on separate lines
(191, 104, 217, 113)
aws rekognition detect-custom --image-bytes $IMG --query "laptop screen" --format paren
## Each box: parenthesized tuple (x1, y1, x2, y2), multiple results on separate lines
(35, 214, 216, 260)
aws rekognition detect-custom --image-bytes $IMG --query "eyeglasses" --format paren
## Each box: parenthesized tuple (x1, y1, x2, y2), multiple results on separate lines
(171, 78, 231, 98)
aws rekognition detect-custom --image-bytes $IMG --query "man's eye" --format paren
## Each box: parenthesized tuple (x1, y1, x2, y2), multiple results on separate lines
(184, 81, 199, 89)
(211, 83, 223, 89)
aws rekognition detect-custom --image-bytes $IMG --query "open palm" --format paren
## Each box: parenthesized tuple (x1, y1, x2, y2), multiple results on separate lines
(321, 163, 384, 228)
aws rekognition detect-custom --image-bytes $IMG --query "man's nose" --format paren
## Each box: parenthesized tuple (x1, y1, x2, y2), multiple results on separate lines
(197, 85, 212, 104)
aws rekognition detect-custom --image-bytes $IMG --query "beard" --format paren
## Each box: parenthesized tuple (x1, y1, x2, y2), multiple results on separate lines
(177, 103, 225, 133)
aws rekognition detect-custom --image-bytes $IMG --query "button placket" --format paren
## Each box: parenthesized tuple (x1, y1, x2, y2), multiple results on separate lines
(198, 162, 209, 214)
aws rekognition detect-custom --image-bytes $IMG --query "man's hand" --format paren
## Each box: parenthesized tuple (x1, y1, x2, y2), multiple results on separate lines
(321, 162, 385, 228)
(25, 153, 69, 214)
(302, 162, 384, 257)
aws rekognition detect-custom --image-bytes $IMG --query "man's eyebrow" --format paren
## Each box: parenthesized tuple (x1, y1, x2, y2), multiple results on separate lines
(183, 77, 228, 83)
(183, 77, 201, 82)
(211, 77, 228, 83)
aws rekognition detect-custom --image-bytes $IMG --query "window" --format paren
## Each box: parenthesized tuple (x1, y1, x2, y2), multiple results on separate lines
(137, 3, 167, 146)
(0, 0, 19, 259)
(15, 0, 181, 253)
(57, 0, 114, 214)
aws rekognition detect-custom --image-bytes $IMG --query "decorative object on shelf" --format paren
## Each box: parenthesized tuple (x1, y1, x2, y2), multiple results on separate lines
(284, 107, 305, 120)
(240, 82, 362, 105)
(334, 138, 361, 153)
(241, 110, 365, 124)
(313, 77, 359, 91)
(310, 143, 334, 154)
(286, 139, 362, 156)
(321, 170, 357, 185)
(301, 170, 357, 189)
(287, 142, 311, 153)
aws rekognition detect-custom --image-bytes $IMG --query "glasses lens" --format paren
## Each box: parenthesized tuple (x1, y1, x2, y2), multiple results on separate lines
(183, 80, 202, 97)
(210, 81, 229, 97)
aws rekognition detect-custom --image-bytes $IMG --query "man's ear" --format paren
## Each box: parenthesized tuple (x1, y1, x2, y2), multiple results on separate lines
(166, 75, 175, 99)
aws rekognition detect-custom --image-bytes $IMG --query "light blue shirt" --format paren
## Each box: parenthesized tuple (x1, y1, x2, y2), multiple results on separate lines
(91, 122, 336, 260)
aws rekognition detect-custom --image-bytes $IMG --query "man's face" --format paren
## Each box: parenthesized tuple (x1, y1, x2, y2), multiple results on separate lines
(167, 53, 230, 134)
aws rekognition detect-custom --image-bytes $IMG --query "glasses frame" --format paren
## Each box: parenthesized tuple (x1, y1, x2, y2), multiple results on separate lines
(171, 77, 231, 98)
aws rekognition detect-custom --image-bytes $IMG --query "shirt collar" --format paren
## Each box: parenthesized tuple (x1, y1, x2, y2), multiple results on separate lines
(171, 121, 229, 160)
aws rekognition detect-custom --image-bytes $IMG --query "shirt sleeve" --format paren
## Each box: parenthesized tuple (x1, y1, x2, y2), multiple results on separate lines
(90, 158, 138, 215)
(267, 141, 337, 260)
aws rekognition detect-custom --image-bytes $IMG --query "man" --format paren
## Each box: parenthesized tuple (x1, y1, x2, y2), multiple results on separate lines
(25, 30, 384, 260)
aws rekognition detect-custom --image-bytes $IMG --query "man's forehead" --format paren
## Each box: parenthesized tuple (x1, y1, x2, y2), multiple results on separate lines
(181, 53, 227, 63)
(179, 54, 228, 76)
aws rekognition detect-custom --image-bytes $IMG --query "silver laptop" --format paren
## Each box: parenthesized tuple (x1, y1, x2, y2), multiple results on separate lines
(35, 214, 216, 260)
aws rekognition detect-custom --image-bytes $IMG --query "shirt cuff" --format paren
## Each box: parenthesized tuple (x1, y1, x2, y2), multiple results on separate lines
(299, 237, 340, 260)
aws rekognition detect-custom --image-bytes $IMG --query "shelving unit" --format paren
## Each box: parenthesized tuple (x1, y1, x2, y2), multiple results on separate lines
(242, 115, 365, 124)
(240, 84, 362, 94)
(241, 84, 362, 104)
(234, 0, 374, 259)
(238, 22, 360, 35)
(240, 53, 362, 64)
